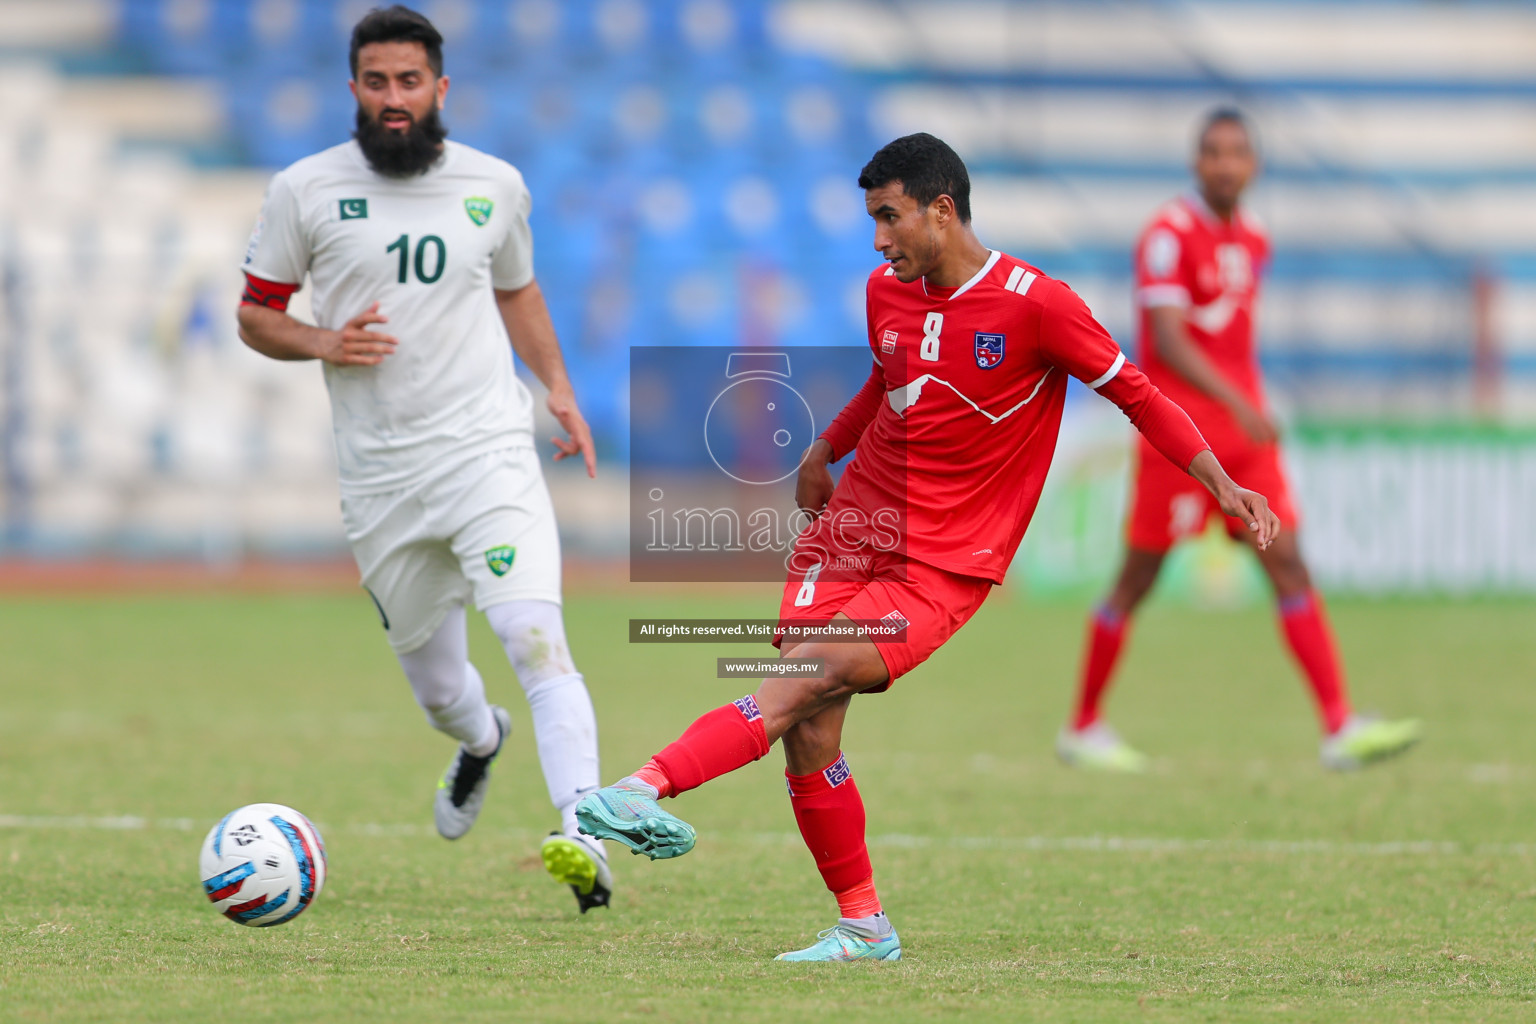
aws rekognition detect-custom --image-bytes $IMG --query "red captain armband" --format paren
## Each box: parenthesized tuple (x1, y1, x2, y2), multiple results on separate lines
(240, 273, 300, 312)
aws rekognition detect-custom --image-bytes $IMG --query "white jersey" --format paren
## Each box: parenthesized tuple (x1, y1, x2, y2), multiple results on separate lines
(243, 139, 537, 496)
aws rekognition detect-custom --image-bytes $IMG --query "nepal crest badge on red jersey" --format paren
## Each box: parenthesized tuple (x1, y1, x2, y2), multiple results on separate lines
(974, 332, 1005, 369)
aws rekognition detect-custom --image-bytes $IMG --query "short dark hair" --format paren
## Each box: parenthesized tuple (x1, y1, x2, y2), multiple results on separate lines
(350, 5, 444, 79)
(858, 133, 972, 223)
(1198, 106, 1253, 149)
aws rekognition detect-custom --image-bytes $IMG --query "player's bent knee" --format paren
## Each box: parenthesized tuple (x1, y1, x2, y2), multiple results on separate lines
(415, 691, 455, 713)
(759, 674, 848, 727)
(783, 674, 846, 717)
(758, 641, 886, 736)
(402, 667, 470, 713)
(781, 718, 843, 773)
(800, 644, 883, 700)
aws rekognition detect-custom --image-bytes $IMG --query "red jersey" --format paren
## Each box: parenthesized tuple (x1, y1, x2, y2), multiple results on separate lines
(818, 250, 1210, 584)
(1134, 194, 1270, 448)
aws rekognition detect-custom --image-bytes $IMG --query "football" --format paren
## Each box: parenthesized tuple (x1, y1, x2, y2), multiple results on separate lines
(199, 803, 327, 927)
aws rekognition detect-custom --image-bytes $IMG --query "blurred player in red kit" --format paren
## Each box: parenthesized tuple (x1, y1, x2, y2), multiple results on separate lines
(577, 133, 1281, 961)
(1057, 108, 1422, 774)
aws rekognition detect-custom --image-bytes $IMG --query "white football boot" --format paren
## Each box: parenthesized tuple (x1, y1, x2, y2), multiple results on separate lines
(1056, 720, 1149, 773)
(434, 705, 512, 839)
(1320, 714, 1422, 771)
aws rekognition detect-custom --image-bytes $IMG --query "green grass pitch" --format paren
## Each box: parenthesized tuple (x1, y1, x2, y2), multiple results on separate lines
(1, 586, 1533, 1022)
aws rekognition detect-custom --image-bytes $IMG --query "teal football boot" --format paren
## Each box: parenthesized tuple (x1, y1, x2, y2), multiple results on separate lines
(574, 785, 697, 859)
(775, 925, 903, 962)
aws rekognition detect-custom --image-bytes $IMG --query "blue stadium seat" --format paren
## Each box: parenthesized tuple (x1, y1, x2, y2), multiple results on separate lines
(118, 0, 245, 75)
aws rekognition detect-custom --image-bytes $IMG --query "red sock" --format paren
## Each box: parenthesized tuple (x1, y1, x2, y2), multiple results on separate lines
(1073, 606, 1129, 730)
(1278, 591, 1352, 735)
(647, 696, 771, 797)
(786, 753, 881, 919)
(835, 876, 882, 920)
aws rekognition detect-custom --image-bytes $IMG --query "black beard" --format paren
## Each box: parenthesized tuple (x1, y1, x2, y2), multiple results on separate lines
(354, 106, 448, 178)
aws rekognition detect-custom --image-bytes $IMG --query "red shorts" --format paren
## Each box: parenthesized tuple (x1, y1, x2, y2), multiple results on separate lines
(775, 523, 993, 690)
(1127, 437, 1298, 552)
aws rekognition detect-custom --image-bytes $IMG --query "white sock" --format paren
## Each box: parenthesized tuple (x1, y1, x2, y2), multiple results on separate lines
(396, 606, 499, 755)
(616, 776, 659, 799)
(485, 600, 600, 832)
(840, 912, 894, 939)
(435, 663, 501, 756)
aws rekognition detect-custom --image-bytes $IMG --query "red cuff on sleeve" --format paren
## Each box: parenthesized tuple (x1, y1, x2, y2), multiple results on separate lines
(240, 272, 300, 311)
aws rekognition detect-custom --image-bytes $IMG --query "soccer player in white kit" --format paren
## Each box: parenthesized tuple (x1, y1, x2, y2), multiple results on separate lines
(235, 6, 612, 913)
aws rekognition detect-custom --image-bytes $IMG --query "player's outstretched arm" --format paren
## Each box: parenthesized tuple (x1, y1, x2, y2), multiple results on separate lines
(494, 281, 596, 478)
(1040, 281, 1278, 549)
(236, 301, 398, 366)
(1097, 363, 1281, 550)
(1102, 367, 1281, 550)
(1187, 449, 1280, 549)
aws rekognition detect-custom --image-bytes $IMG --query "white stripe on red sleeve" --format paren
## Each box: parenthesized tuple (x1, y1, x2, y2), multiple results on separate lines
(1085, 351, 1126, 391)
(1004, 265, 1037, 297)
(1137, 284, 1190, 308)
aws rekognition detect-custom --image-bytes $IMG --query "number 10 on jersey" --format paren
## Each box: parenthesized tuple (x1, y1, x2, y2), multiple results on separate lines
(386, 234, 446, 284)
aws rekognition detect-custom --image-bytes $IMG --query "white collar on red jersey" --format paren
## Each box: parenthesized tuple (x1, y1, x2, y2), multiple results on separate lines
(920, 248, 1001, 300)
(1183, 191, 1243, 230)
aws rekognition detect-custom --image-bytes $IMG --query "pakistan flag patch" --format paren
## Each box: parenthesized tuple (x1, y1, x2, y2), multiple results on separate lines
(464, 196, 494, 226)
(484, 545, 516, 577)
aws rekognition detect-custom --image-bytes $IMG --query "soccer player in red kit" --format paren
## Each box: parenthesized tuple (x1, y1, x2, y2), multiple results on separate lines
(577, 133, 1279, 961)
(1058, 109, 1422, 774)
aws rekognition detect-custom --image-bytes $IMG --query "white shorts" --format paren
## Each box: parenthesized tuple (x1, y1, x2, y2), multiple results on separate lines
(342, 446, 562, 653)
